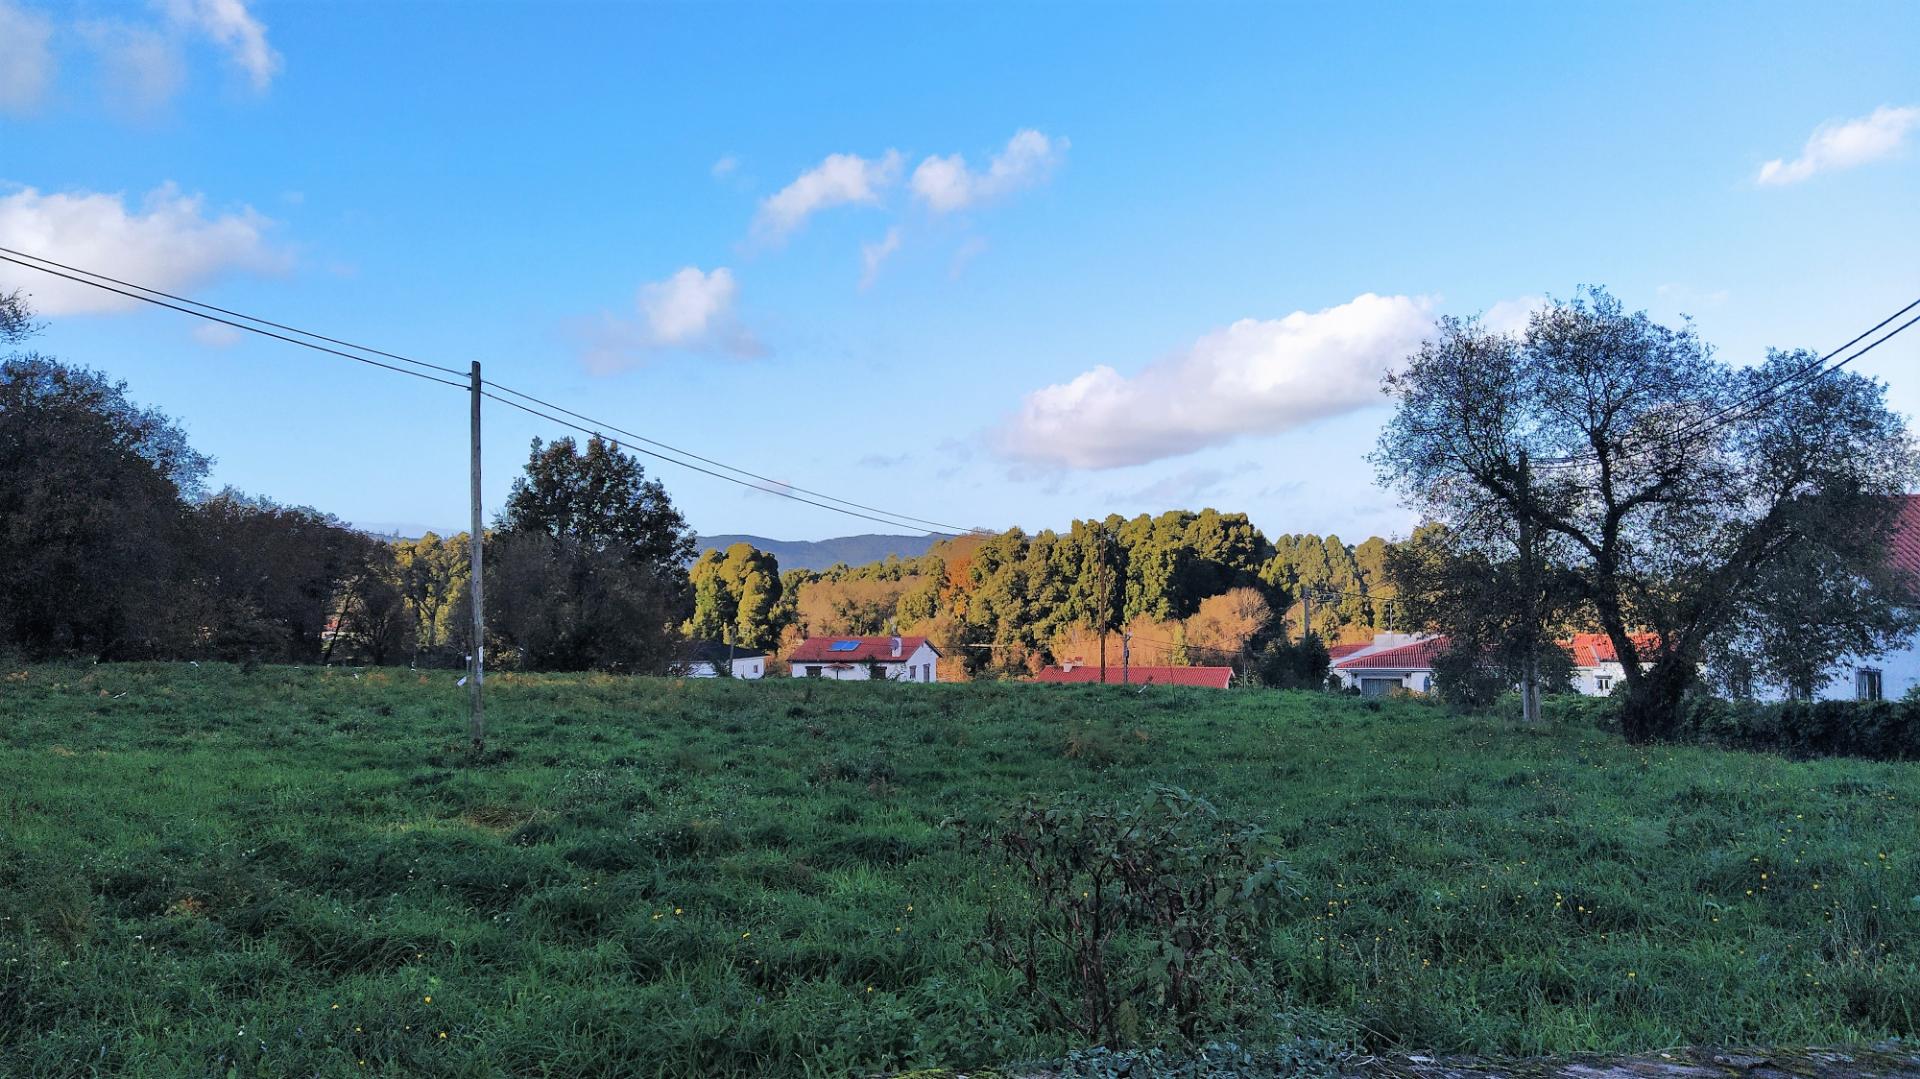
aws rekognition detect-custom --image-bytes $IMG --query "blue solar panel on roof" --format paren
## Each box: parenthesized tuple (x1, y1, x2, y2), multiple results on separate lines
(829, 640, 860, 652)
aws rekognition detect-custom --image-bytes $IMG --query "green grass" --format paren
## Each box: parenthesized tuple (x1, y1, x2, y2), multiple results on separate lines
(1, 664, 1917, 1077)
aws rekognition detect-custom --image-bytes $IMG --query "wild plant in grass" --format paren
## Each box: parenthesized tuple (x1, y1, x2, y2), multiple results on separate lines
(976, 785, 1301, 1046)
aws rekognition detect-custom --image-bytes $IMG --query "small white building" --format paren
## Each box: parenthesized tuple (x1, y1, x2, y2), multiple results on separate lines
(1561, 633, 1656, 697)
(788, 635, 940, 682)
(675, 640, 766, 679)
(1330, 634, 1445, 697)
(1807, 495, 1920, 702)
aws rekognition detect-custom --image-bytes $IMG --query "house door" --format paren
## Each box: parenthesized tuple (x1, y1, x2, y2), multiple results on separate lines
(1359, 677, 1398, 698)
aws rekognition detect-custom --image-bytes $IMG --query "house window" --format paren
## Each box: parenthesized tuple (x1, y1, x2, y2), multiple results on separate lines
(922, 664, 930, 682)
(1595, 675, 1612, 693)
(1857, 668, 1883, 701)
(805, 666, 822, 678)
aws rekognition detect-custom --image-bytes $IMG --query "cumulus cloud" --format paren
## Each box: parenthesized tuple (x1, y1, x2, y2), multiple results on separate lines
(710, 155, 739, 179)
(1757, 105, 1920, 186)
(998, 293, 1435, 469)
(912, 129, 1067, 213)
(579, 266, 764, 372)
(1479, 295, 1545, 336)
(859, 227, 901, 290)
(641, 266, 740, 344)
(753, 150, 903, 241)
(0, 183, 285, 315)
(0, 1, 56, 113)
(161, 0, 279, 92)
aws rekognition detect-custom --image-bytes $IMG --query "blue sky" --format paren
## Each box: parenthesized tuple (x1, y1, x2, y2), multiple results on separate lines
(3, 1, 1917, 543)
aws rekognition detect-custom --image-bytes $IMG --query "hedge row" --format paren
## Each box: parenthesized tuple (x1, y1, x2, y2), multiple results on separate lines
(1551, 693, 1920, 761)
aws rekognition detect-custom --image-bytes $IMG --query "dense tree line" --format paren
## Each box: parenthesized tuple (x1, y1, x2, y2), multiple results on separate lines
(689, 509, 1390, 685)
(0, 292, 695, 672)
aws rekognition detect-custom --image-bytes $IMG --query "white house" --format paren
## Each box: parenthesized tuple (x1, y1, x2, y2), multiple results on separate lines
(675, 640, 766, 679)
(788, 635, 940, 682)
(1330, 634, 1445, 696)
(1808, 495, 1920, 702)
(1561, 633, 1658, 697)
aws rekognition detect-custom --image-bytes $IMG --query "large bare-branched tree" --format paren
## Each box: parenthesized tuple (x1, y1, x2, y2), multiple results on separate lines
(1375, 288, 1918, 740)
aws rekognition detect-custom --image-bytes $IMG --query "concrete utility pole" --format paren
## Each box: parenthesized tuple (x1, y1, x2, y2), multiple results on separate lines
(1122, 630, 1132, 685)
(467, 361, 486, 751)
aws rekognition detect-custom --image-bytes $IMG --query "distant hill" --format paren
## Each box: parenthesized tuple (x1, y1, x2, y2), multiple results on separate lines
(695, 533, 941, 571)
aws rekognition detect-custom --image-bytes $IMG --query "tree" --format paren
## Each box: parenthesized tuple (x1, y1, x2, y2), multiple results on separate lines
(331, 543, 414, 666)
(1385, 521, 1577, 717)
(393, 532, 468, 664)
(0, 347, 207, 658)
(1376, 289, 1919, 740)
(187, 491, 374, 663)
(1185, 587, 1273, 672)
(482, 532, 678, 672)
(1706, 500, 1920, 698)
(499, 435, 695, 609)
(686, 542, 784, 649)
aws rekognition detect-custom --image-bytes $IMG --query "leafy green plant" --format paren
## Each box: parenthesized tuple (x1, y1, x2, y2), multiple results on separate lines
(977, 786, 1301, 1045)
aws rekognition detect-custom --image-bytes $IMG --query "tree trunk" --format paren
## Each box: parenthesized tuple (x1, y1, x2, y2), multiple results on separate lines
(1620, 656, 1692, 743)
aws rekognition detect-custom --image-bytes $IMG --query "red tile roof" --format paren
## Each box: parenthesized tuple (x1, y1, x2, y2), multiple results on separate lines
(788, 636, 934, 663)
(1332, 636, 1448, 671)
(1033, 665, 1234, 689)
(1560, 632, 1660, 666)
(1891, 495, 1920, 578)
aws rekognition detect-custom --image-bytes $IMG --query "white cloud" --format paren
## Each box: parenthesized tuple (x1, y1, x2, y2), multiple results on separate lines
(0, 1, 56, 113)
(912, 129, 1067, 213)
(998, 293, 1435, 469)
(1757, 105, 1920, 186)
(859, 227, 901, 290)
(641, 266, 739, 344)
(580, 266, 763, 372)
(0, 183, 285, 315)
(710, 155, 738, 179)
(1480, 295, 1545, 336)
(754, 150, 903, 241)
(191, 322, 243, 347)
(160, 0, 279, 92)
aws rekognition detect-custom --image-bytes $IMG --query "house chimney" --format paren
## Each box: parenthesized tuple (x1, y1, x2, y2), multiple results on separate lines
(890, 634, 902, 658)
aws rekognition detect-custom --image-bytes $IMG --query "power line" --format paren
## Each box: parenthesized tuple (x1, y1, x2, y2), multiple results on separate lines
(481, 380, 991, 537)
(1, 249, 991, 538)
(1534, 297, 1920, 471)
(0, 253, 468, 390)
(0, 245, 466, 378)
(479, 390, 982, 536)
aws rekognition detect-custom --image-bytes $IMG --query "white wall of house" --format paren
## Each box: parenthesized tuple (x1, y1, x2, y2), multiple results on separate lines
(1568, 661, 1627, 697)
(791, 643, 939, 682)
(1813, 638, 1920, 702)
(1336, 668, 1435, 696)
(680, 656, 766, 679)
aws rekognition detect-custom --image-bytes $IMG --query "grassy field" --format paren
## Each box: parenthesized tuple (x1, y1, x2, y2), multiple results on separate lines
(2, 664, 1917, 1077)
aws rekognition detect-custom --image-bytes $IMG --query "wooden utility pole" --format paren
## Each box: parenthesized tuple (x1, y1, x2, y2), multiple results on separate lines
(1122, 630, 1131, 685)
(1516, 449, 1542, 725)
(467, 360, 486, 751)
(1301, 588, 1313, 642)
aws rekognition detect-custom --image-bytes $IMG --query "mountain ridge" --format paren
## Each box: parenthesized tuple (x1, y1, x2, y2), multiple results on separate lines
(695, 533, 941, 571)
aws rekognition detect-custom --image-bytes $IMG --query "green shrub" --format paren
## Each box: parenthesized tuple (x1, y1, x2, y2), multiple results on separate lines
(975, 786, 1300, 1046)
